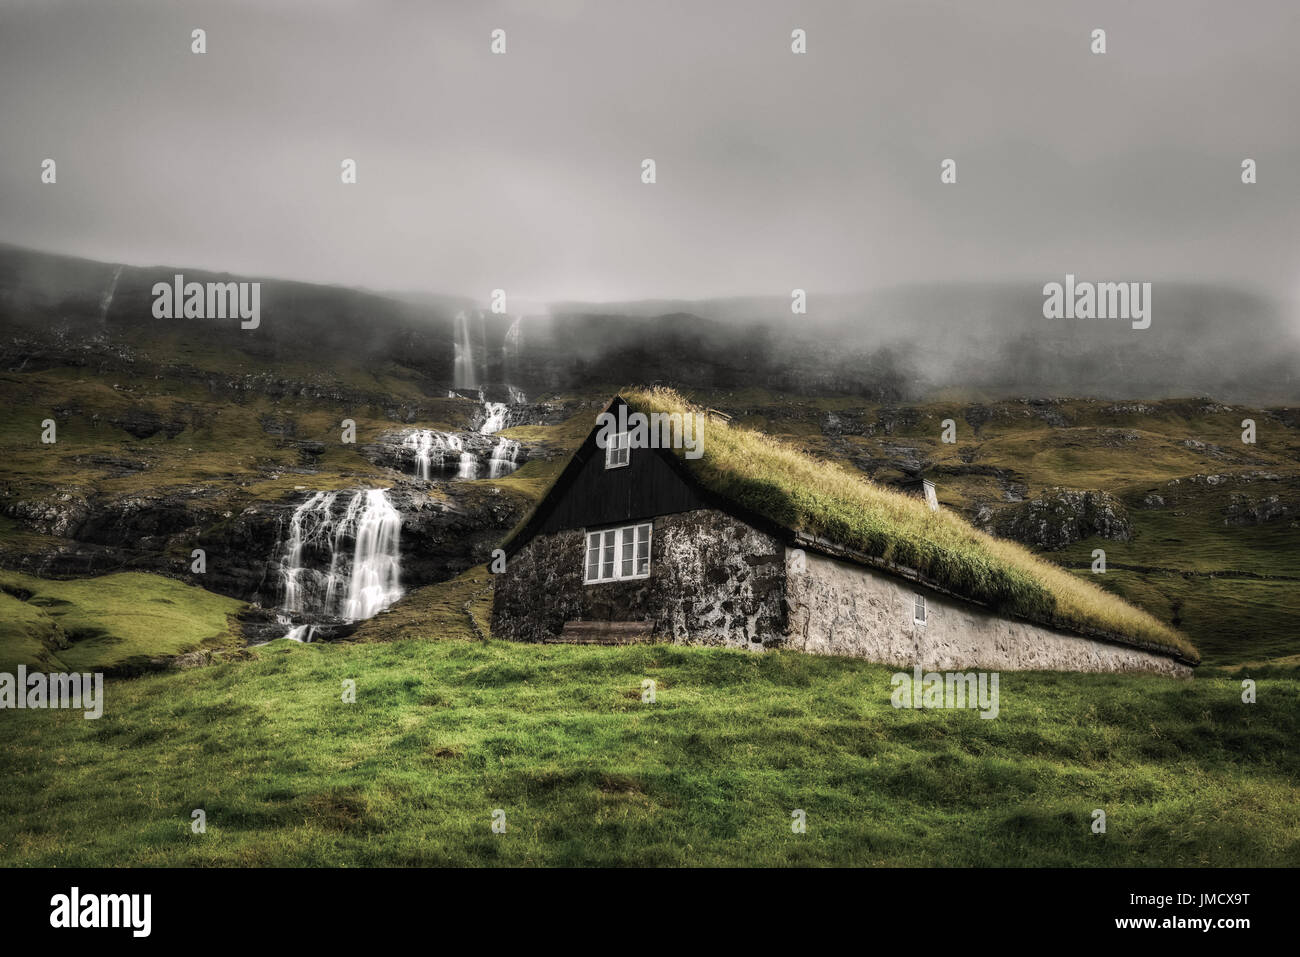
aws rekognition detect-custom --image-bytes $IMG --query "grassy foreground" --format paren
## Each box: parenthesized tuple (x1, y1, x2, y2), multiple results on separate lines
(1, 637, 1296, 867)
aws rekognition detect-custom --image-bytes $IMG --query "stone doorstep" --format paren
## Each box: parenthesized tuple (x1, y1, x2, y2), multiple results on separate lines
(547, 619, 657, 645)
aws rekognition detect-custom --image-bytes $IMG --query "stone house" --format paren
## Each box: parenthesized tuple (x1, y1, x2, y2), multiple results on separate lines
(491, 397, 1195, 676)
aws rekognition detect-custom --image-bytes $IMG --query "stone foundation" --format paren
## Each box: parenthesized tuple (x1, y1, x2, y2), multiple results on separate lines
(491, 509, 786, 648)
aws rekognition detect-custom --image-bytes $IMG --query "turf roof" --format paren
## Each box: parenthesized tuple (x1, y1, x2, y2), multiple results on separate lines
(511, 388, 1198, 664)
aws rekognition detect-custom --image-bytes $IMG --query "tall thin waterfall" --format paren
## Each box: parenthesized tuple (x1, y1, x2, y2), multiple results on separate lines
(276, 489, 403, 635)
(453, 310, 479, 389)
(503, 316, 523, 381)
(98, 265, 123, 323)
(340, 490, 403, 620)
(487, 438, 520, 478)
(504, 316, 523, 351)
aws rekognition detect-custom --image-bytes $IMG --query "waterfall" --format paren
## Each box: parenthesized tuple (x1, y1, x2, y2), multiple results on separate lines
(284, 622, 317, 643)
(403, 431, 435, 480)
(98, 265, 123, 323)
(504, 316, 523, 350)
(479, 402, 508, 435)
(275, 489, 403, 636)
(487, 437, 520, 478)
(279, 491, 336, 616)
(453, 311, 479, 389)
(507, 385, 527, 405)
(340, 490, 403, 620)
(457, 448, 478, 479)
(403, 430, 478, 479)
(503, 316, 523, 381)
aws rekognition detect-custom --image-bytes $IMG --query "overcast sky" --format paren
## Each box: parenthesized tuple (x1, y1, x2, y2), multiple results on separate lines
(1, 0, 1297, 305)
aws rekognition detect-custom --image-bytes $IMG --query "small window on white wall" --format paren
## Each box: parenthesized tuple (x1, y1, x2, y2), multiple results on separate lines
(605, 431, 630, 469)
(585, 523, 651, 583)
(913, 593, 927, 626)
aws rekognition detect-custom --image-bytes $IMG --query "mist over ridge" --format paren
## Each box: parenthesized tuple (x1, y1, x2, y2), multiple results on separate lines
(3, 243, 1297, 404)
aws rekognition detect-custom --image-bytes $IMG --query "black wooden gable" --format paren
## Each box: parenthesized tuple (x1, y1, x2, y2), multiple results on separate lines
(504, 397, 709, 553)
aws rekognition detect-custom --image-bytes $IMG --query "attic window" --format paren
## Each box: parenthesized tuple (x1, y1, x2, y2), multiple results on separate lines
(605, 431, 630, 469)
(585, 523, 651, 583)
(913, 593, 927, 626)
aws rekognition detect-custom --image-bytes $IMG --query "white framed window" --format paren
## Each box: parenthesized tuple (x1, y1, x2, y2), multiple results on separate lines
(913, 593, 927, 626)
(605, 431, 630, 469)
(584, 523, 651, 583)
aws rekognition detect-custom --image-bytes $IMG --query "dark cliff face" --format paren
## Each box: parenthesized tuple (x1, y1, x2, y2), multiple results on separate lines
(989, 489, 1134, 550)
(1, 480, 531, 628)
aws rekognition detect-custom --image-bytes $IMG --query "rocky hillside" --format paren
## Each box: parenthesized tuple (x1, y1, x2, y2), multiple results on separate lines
(2, 246, 1298, 669)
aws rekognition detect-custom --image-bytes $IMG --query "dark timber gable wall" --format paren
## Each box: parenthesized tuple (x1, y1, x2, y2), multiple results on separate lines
(530, 400, 711, 538)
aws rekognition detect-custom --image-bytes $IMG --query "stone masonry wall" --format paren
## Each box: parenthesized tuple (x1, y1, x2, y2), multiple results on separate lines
(491, 508, 787, 648)
(784, 549, 1192, 677)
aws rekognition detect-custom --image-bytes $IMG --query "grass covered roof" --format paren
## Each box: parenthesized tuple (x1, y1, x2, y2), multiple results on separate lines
(622, 388, 1197, 664)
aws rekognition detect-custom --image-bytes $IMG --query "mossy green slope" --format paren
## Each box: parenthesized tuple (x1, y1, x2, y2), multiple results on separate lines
(0, 570, 244, 672)
(1, 639, 1295, 866)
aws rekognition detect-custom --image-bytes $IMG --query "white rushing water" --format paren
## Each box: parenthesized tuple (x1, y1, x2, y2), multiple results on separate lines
(453, 310, 479, 389)
(487, 437, 520, 478)
(283, 621, 317, 643)
(340, 490, 403, 619)
(98, 264, 123, 322)
(479, 401, 508, 434)
(503, 315, 523, 350)
(402, 429, 481, 480)
(276, 489, 404, 635)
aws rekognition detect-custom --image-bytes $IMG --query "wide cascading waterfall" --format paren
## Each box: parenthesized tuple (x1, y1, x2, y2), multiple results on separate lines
(401, 429, 480, 480)
(403, 430, 468, 480)
(402, 389, 526, 484)
(487, 437, 520, 478)
(274, 488, 403, 639)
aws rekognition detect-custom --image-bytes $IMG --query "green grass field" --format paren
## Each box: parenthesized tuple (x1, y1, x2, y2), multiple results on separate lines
(2, 364, 1299, 865)
(0, 569, 244, 673)
(1, 637, 1296, 866)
